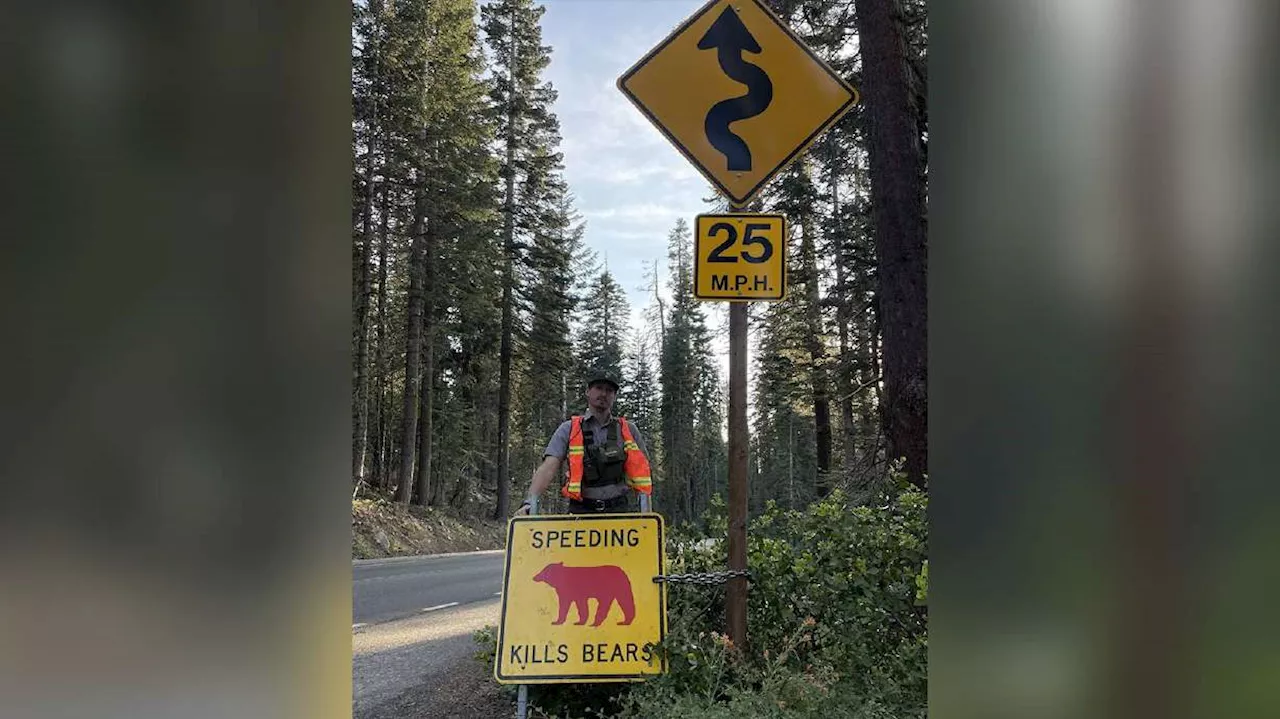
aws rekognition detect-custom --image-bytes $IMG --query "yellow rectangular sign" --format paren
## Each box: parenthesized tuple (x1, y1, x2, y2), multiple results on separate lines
(694, 213, 786, 301)
(494, 514, 667, 684)
(617, 0, 857, 207)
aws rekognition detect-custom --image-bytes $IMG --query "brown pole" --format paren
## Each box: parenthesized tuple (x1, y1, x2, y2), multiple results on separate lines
(726, 298, 748, 650)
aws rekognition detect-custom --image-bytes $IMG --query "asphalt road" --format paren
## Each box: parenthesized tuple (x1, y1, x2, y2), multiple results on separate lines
(353, 550, 506, 627)
(353, 551, 513, 718)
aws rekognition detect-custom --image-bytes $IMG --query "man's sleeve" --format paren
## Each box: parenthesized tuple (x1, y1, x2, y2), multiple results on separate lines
(626, 419, 651, 459)
(543, 420, 572, 459)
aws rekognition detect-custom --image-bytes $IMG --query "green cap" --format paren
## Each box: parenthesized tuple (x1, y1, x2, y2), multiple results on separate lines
(586, 372, 620, 392)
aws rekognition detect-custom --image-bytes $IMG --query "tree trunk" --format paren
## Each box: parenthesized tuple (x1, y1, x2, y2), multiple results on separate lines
(788, 412, 795, 506)
(836, 253, 856, 473)
(652, 260, 666, 343)
(683, 441, 694, 523)
(602, 279, 611, 353)
(431, 341, 455, 509)
(870, 294, 883, 460)
(415, 345, 434, 505)
(397, 177, 428, 504)
(798, 189, 833, 492)
(373, 189, 391, 489)
(830, 140, 857, 473)
(494, 34, 517, 520)
(354, 0, 386, 491)
(353, 116, 378, 489)
(415, 208, 437, 506)
(852, 0, 928, 487)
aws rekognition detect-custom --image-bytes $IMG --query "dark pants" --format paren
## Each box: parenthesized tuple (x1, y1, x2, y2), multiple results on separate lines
(567, 495, 631, 514)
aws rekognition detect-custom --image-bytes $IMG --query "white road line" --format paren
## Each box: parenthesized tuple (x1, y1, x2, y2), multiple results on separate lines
(352, 623, 367, 629)
(493, 592, 502, 596)
(420, 602, 459, 612)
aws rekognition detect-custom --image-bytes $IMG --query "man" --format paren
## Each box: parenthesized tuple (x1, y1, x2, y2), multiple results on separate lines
(515, 373, 653, 515)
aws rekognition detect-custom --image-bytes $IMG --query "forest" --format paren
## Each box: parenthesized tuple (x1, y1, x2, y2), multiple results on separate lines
(350, 0, 927, 529)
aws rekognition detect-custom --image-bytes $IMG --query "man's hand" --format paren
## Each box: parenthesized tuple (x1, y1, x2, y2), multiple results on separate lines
(519, 456, 562, 516)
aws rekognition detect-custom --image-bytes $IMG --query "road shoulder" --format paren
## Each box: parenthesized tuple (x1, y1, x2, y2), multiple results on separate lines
(358, 653, 514, 719)
(353, 548, 505, 568)
(354, 599, 508, 719)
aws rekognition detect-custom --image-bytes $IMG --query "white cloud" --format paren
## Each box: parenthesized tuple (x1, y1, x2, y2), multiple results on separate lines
(577, 157, 701, 185)
(596, 228, 667, 243)
(558, 79, 670, 155)
(583, 202, 688, 223)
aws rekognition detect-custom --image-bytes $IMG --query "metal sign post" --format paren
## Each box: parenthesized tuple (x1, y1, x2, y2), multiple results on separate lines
(726, 287, 749, 649)
(516, 497, 537, 719)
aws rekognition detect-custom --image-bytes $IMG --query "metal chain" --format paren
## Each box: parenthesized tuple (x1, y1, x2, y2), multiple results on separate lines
(652, 569, 751, 585)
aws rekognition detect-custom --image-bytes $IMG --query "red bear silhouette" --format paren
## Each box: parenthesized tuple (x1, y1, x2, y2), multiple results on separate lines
(532, 562, 636, 627)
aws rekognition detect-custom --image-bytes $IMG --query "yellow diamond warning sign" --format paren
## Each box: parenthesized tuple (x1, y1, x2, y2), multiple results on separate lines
(494, 514, 667, 684)
(617, 0, 858, 207)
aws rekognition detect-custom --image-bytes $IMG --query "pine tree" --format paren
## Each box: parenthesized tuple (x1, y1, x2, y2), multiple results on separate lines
(483, 0, 568, 518)
(352, 0, 390, 488)
(622, 329, 662, 444)
(851, 0, 928, 487)
(372, 0, 438, 503)
(371, 187, 394, 489)
(772, 160, 834, 495)
(514, 184, 580, 487)
(691, 343, 725, 522)
(751, 260, 818, 512)
(349, 0, 503, 503)
(631, 262, 668, 479)
(660, 217, 714, 525)
(435, 210, 504, 507)
(575, 267, 631, 395)
(415, 0, 497, 506)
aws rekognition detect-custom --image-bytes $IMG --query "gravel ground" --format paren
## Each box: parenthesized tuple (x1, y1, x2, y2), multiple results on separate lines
(354, 598, 514, 719)
(357, 658, 515, 719)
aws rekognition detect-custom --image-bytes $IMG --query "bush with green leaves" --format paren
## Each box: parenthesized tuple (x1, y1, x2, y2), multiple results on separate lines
(616, 478, 927, 718)
(473, 477, 927, 718)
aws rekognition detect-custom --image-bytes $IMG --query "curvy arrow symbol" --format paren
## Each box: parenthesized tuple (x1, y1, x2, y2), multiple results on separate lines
(697, 6, 773, 172)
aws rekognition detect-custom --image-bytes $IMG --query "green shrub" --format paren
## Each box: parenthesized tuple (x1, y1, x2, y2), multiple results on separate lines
(621, 479, 928, 718)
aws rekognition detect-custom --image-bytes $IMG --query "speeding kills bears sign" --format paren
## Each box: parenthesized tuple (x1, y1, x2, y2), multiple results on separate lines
(494, 514, 667, 683)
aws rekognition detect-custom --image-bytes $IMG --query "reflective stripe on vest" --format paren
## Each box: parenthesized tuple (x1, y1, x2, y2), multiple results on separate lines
(561, 415, 653, 500)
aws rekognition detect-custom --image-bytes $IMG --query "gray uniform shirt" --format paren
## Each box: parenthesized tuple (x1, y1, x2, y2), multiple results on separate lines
(543, 413, 650, 500)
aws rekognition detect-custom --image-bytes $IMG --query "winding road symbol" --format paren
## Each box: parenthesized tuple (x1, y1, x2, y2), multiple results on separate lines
(697, 6, 772, 172)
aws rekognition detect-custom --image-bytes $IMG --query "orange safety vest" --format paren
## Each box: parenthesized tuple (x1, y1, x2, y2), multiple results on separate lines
(562, 415, 652, 501)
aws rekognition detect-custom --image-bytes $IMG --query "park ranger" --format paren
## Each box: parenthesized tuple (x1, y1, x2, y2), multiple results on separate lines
(515, 372, 653, 515)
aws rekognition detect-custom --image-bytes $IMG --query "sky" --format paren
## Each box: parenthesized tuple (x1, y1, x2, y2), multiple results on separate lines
(535, 0, 731, 352)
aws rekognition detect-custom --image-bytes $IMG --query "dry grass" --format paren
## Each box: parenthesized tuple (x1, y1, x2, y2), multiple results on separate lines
(352, 498, 507, 559)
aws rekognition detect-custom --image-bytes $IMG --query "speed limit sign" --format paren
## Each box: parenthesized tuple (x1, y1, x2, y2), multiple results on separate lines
(693, 213, 786, 301)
